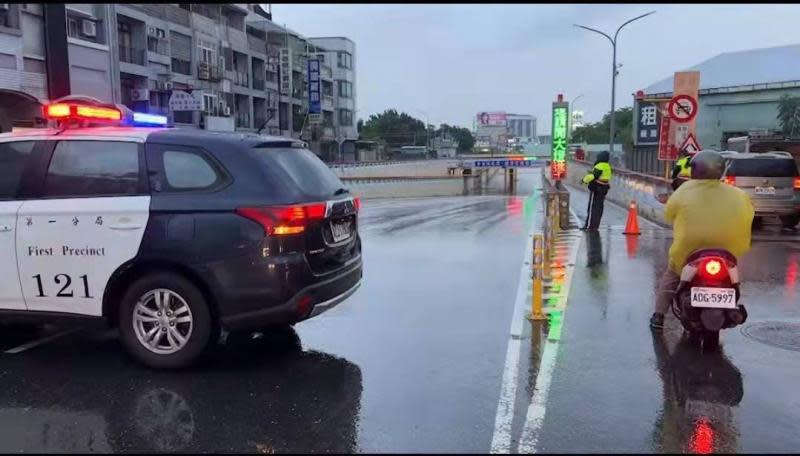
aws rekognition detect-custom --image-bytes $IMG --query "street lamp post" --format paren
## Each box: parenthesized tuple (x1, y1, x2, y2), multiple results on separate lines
(570, 93, 584, 132)
(574, 11, 655, 155)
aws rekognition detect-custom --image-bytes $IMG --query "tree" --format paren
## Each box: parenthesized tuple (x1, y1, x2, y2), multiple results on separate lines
(777, 94, 800, 137)
(435, 123, 475, 153)
(571, 107, 634, 153)
(359, 109, 428, 148)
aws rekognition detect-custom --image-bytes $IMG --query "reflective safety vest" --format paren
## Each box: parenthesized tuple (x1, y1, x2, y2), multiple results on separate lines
(676, 156, 692, 179)
(582, 162, 613, 185)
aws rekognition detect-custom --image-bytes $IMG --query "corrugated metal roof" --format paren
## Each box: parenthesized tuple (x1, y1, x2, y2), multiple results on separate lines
(644, 43, 800, 95)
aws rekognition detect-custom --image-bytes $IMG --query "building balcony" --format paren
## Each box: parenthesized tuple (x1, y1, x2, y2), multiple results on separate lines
(197, 63, 222, 81)
(119, 45, 146, 66)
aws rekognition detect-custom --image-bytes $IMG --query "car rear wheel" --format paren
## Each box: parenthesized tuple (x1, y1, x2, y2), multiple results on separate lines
(780, 214, 800, 230)
(119, 272, 213, 369)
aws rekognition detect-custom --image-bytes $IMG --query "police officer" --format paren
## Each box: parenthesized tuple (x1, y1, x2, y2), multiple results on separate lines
(671, 149, 694, 191)
(581, 151, 612, 231)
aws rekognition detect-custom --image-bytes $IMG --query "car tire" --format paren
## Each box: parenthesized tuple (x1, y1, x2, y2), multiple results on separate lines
(118, 272, 213, 369)
(780, 214, 800, 230)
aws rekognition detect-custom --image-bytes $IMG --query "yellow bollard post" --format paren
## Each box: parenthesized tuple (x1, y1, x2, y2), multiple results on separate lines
(543, 198, 553, 281)
(529, 234, 546, 321)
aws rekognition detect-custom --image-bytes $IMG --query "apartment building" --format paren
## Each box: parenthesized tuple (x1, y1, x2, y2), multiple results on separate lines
(0, 3, 358, 160)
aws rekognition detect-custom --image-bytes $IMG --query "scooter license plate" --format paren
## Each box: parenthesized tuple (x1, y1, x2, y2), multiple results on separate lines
(690, 287, 736, 309)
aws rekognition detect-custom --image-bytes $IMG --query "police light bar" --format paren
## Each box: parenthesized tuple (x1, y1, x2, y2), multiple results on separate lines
(43, 101, 168, 128)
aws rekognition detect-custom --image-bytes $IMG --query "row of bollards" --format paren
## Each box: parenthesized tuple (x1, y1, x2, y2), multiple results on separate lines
(530, 193, 561, 321)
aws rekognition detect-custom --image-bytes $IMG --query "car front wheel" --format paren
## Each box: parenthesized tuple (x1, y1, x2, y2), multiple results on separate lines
(118, 272, 213, 369)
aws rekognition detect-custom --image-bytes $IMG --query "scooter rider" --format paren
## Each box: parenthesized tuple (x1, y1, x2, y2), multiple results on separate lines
(650, 150, 754, 330)
(671, 149, 694, 191)
(581, 151, 612, 231)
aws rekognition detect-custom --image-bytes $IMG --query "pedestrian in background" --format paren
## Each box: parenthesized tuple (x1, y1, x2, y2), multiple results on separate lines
(581, 151, 612, 231)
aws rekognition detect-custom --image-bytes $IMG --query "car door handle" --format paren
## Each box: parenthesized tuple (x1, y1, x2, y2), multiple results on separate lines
(108, 223, 143, 231)
(0, 225, 11, 232)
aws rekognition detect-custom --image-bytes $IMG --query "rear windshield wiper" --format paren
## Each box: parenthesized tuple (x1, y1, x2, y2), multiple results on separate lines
(334, 187, 350, 196)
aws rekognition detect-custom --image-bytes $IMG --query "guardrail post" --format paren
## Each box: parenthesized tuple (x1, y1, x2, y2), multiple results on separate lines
(529, 234, 546, 321)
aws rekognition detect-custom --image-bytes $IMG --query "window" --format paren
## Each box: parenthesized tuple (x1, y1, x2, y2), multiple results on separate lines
(0, 141, 35, 199)
(339, 109, 353, 127)
(202, 93, 217, 114)
(163, 150, 220, 190)
(44, 141, 141, 197)
(337, 80, 352, 98)
(337, 51, 352, 69)
(250, 147, 344, 199)
(23, 57, 45, 73)
(0, 53, 16, 70)
(727, 158, 799, 177)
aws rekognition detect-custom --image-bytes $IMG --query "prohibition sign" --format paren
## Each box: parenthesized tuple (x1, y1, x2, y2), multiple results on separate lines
(668, 94, 697, 123)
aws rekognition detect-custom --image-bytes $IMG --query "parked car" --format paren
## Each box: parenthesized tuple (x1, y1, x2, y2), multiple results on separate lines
(0, 98, 363, 369)
(719, 151, 800, 229)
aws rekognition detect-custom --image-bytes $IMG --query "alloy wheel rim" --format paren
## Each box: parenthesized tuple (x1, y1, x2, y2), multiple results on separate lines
(133, 288, 193, 354)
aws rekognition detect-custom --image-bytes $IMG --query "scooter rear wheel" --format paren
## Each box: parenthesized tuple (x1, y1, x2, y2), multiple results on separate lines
(702, 330, 720, 351)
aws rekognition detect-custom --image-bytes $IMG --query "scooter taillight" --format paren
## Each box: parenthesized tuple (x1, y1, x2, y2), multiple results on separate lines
(695, 257, 731, 283)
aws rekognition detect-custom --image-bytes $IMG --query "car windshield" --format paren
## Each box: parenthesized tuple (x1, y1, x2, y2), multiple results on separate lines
(250, 147, 345, 199)
(727, 158, 799, 177)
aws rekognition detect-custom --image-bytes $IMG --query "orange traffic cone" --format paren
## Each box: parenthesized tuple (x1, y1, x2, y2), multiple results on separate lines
(623, 200, 641, 235)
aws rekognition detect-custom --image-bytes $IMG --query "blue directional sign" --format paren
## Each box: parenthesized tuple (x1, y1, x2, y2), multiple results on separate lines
(473, 159, 547, 168)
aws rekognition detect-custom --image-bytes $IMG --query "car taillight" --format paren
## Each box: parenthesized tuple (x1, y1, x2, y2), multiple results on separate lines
(794, 177, 800, 190)
(724, 175, 736, 186)
(354, 197, 361, 213)
(236, 203, 327, 236)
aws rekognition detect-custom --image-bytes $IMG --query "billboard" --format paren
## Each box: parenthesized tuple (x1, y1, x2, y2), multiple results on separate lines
(551, 101, 569, 180)
(477, 111, 507, 127)
(635, 101, 661, 146)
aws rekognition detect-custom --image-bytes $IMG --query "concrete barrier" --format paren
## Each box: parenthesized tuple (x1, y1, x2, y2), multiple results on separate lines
(565, 159, 671, 226)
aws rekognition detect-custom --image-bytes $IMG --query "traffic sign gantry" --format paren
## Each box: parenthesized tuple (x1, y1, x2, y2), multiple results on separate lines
(473, 159, 547, 168)
(668, 94, 698, 123)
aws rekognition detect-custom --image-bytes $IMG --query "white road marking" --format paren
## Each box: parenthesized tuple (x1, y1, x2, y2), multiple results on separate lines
(491, 229, 535, 453)
(4, 328, 80, 354)
(517, 209, 584, 454)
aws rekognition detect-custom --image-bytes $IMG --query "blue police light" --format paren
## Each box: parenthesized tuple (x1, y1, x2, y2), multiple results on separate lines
(131, 112, 168, 126)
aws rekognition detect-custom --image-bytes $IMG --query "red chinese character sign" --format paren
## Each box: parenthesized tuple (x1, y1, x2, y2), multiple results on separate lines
(551, 101, 569, 180)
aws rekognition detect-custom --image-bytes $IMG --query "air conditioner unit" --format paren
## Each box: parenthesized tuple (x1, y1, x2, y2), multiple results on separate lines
(130, 88, 150, 101)
(164, 81, 173, 90)
(81, 19, 96, 38)
(148, 26, 156, 36)
(224, 106, 231, 116)
(156, 28, 166, 39)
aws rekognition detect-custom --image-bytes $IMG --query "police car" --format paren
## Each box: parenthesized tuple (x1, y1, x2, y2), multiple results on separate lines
(0, 98, 362, 368)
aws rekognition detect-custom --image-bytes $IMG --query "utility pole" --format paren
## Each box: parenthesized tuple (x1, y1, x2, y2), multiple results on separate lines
(574, 11, 655, 155)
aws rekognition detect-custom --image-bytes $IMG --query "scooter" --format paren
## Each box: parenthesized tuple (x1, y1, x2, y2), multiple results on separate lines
(672, 249, 748, 349)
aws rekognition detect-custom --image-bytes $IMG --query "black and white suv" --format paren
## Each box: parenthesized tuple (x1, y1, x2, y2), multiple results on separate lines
(0, 101, 362, 368)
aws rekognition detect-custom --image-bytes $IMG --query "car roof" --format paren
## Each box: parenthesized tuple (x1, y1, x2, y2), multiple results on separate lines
(0, 126, 305, 148)
(719, 150, 794, 160)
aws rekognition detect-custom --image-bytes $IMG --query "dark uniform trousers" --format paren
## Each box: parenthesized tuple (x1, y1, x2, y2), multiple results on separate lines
(584, 180, 610, 230)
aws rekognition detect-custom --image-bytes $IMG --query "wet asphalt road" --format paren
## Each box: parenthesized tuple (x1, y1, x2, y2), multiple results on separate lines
(0, 170, 544, 453)
(530, 187, 800, 453)
(1, 171, 798, 453)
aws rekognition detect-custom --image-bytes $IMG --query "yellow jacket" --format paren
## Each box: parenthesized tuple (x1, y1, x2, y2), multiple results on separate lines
(665, 179, 754, 274)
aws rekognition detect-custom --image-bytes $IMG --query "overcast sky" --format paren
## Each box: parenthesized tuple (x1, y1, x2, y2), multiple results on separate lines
(270, 3, 800, 132)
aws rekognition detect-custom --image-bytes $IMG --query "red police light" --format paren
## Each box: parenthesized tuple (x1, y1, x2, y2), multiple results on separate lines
(44, 102, 122, 123)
